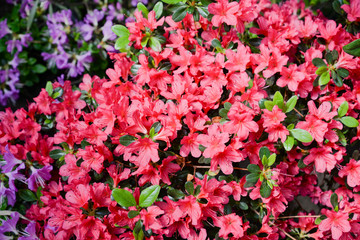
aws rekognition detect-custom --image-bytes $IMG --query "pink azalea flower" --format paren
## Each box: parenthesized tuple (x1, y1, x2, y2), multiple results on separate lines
(211, 146, 243, 174)
(303, 146, 337, 173)
(215, 213, 244, 239)
(208, 0, 239, 27)
(339, 159, 360, 187)
(341, 0, 360, 22)
(319, 210, 351, 239)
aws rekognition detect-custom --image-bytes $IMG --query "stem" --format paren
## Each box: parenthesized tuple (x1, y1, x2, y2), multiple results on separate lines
(189, 165, 248, 171)
(271, 215, 321, 220)
(294, 108, 304, 118)
(269, 221, 297, 240)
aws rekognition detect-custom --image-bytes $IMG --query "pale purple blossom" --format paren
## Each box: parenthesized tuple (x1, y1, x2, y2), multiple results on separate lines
(27, 165, 52, 191)
(19, 222, 39, 240)
(0, 212, 19, 235)
(0, 145, 22, 173)
(0, 19, 11, 39)
(0, 182, 16, 206)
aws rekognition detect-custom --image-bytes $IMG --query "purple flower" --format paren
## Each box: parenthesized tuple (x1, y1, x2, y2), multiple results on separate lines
(79, 9, 105, 41)
(0, 69, 21, 106)
(131, 0, 148, 7)
(107, 3, 124, 22)
(0, 145, 22, 173)
(19, 222, 39, 240)
(67, 51, 92, 77)
(27, 165, 52, 191)
(0, 212, 19, 235)
(101, 20, 117, 42)
(5, 163, 25, 191)
(6, 33, 32, 53)
(0, 182, 16, 206)
(0, 19, 11, 39)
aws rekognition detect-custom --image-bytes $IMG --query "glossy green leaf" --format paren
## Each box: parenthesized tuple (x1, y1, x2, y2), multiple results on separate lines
(27, 0, 39, 31)
(264, 101, 275, 111)
(239, 202, 248, 210)
(49, 149, 66, 160)
(285, 95, 298, 113)
(151, 122, 162, 133)
(224, 102, 232, 110)
(337, 101, 349, 117)
(133, 220, 144, 240)
(112, 25, 130, 37)
(340, 116, 359, 128)
(149, 37, 162, 52)
(185, 181, 194, 195)
(172, 5, 187, 22)
(343, 39, 360, 57)
(137, 3, 149, 18)
(315, 66, 328, 75)
(112, 189, 136, 208)
(211, 39, 222, 49)
(139, 185, 160, 207)
(119, 135, 137, 146)
(247, 164, 260, 173)
(283, 136, 294, 151)
(128, 210, 140, 219)
(312, 58, 326, 67)
(153, 2, 163, 18)
(273, 91, 284, 109)
(259, 147, 270, 159)
(18, 189, 37, 202)
(330, 193, 338, 210)
(162, 0, 182, 4)
(260, 181, 272, 198)
(33, 64, 47, 74)
(337, 68, 349, 78)
(319, 71, 330, 85)
(246, 173, 260, 183)
(290, 129, 313, 143)
(267, 153, 276, 167)
(167, 187, 185, 200)
(45, 81, 53, 96)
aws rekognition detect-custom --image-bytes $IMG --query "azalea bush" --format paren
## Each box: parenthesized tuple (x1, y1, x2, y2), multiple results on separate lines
(1, 0, 360, 239)
(0, 0, 155, 107)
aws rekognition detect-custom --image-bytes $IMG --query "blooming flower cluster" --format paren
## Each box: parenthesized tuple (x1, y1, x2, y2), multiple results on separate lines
(0, 0, 154, 107)
(1, 0, 360, 239)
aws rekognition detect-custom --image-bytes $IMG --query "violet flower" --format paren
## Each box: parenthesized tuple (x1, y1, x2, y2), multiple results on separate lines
(67, 51, 92, 78)
(79, 9, 105, 41)
(0, 182, 16, 206)
(107, 3, 125, 22)
(0, 212, 19, 235)
(5, 163, 25, 191)
(6, 33, 32, 53)
(19, 222, 39, 240)
(0, 19, 11, 39)
(27, 165, 52, 191)
(0, 145, 23, 173)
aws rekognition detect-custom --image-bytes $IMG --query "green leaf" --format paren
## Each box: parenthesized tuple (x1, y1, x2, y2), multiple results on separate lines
(283, 136, 294, 151)
(239, 202, 248, 210)
(264, 101, 275, 111)
(149, 37, 162, 52)
(290, 129, 313, 143)
(319, 71, 330, 85)
(151, 122, 162, 133)
(259, 147, 270, 159)
(330, 192, 338, 210)
(33, 64, 47, 74)
(162, 0, 182, 4)
(112, 189, 136, 208)
(49, 149, 66, 160)
(219, 108, 229, 118)
(196, 6, 208, 18)
(298, 158, 307, 168)
(45, 81, 53, 96)
(333, 74, 343, 87)
(153, 2, 163, 19)
(246, 173, 260, 183)
(112, 25, 130, 37)
(260, 181, 272, 198)
(343, 39, 360, 57)
(340, 116, 359, 128)
(27, 0, 39, 31)
(315, 66, 328, 75)
(325, 52, 333, 65)
(285, 95, 298, 113)
(312, 58, 326, 67)
(261, 155, 268, 167)
(247, 164, 260, 173)
(267, 153, 276, 167)
(336, 129, 347, 146)
(133, 220, 144, 240)
(332, 0, 342, 14)
(128, 210, 140, 219)
(273, 91, 284, 110)
(139, 185, 160, 208)
(211, 39, 222, 49)
(115, 37, 130, 52)
(18, 189, 37, 202)
(137, 3, 149, 18)
(120, 135, 137, 146)
(337, 68, 349, 78)
(224, 102, 232, 110)
(172, 5, 188, 22)
(185, 181, 194, 195)
(337, 101, 349, 117)
(167, 187, 185, 200)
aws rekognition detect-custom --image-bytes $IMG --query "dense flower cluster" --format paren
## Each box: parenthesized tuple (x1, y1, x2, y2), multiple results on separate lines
(0, 0, 154, 106)
(1, 0, 360, 239)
